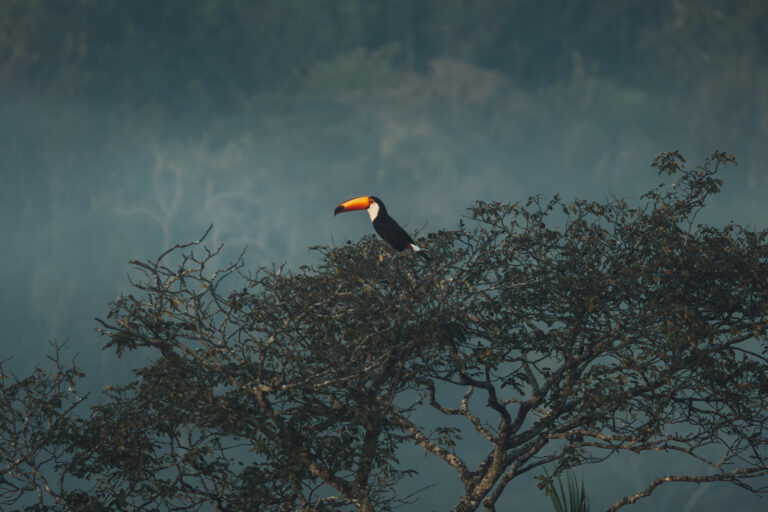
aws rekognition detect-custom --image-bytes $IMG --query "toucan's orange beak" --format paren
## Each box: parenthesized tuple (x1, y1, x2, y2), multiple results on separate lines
(334, 196, 371, 215)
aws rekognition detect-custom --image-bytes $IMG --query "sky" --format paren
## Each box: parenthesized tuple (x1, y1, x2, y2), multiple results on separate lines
(1, 1, 767, 510)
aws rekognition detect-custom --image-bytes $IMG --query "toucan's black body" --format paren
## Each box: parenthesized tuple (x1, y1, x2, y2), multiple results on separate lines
(368, 196, 415, 251)
(334, 195, 430, 259)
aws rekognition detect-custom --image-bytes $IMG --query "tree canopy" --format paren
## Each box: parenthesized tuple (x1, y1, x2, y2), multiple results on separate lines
(3, 0, 767, 105)
(2, 152, 768, 511)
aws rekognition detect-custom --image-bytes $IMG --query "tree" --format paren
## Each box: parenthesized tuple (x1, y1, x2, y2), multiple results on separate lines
(2, 152, 767, 511)
(0, 344, 87, 510)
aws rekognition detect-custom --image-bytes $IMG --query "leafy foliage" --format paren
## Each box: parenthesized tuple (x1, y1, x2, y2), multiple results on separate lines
(2, 0, 766, 105)
(2, 152, 768, 511)
(536, 469, 590, 512)
(0, 344, 88, 511)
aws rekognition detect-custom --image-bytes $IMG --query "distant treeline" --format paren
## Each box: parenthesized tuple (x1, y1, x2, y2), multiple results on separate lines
(2, 0, 766, 108)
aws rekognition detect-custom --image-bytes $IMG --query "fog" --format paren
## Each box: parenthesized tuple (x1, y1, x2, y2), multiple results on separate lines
(1, 1, 767, 510)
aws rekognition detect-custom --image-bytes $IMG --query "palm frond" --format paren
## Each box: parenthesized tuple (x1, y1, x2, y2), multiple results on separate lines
(536, 468, 590, 512)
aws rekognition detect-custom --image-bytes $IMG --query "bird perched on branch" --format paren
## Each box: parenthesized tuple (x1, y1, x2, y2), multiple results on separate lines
(334, 195, 430, 260)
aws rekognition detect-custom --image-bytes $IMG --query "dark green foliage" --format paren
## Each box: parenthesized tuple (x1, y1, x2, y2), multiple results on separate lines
(2, 152, 768, 511)
(2, 1, 766, 104)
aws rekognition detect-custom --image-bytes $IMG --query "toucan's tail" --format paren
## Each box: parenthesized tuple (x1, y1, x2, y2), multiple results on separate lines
(408, 243, 432, 261)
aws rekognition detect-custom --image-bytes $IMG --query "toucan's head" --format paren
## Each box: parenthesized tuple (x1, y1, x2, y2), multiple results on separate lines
(334, 196, 385, 220)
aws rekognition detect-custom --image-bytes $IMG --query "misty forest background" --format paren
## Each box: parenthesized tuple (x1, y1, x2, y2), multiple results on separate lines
(2, 1, 768, 510)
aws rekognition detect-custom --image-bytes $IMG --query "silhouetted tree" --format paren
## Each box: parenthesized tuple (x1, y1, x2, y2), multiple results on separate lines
(2, 152, 767, 511)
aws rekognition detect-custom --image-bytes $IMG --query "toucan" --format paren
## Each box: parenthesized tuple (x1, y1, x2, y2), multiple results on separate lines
(334, 196, 430, 260)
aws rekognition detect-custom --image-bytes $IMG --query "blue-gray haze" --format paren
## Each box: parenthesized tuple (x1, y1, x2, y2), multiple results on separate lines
(1, 1, 767, 510)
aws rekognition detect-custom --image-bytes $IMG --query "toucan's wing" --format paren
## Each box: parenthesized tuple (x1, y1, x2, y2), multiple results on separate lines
(373, 217, 414, 251)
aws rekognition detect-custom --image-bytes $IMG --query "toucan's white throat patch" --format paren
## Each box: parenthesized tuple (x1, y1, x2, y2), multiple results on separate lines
(367, 201, 380, 221)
